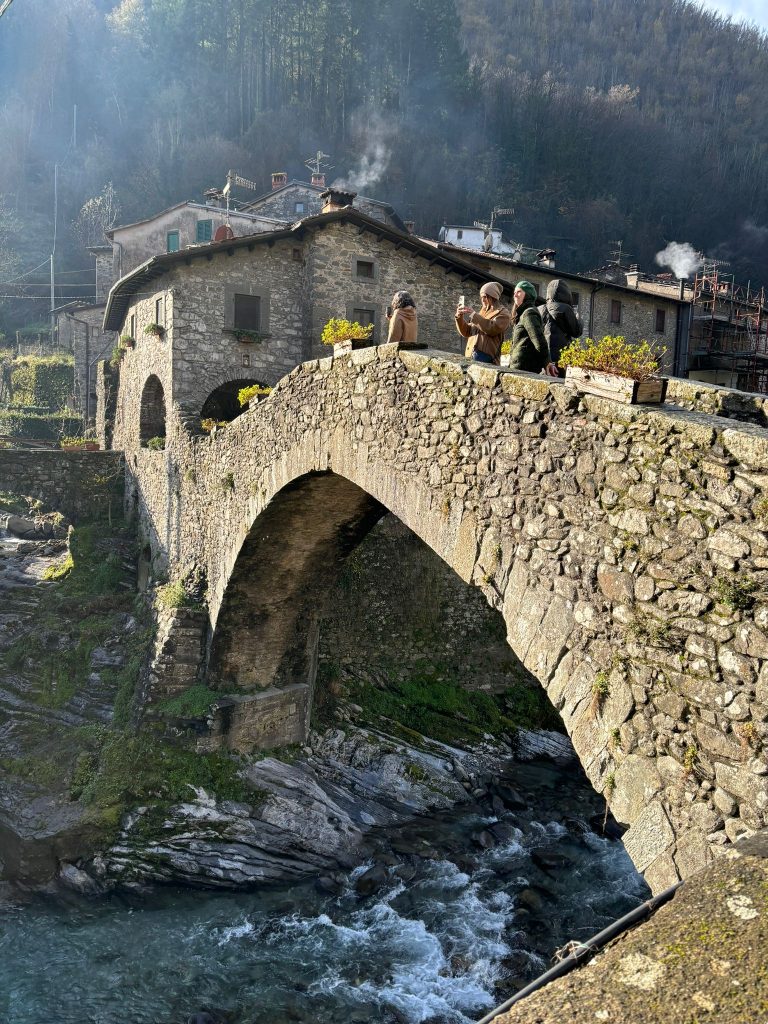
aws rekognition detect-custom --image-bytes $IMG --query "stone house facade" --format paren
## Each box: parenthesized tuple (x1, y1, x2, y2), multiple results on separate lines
(242, 175, 407, 232)
(102, 207, 496, 449)
(433, 242, 686, 373)
(53, 300, 116, 418)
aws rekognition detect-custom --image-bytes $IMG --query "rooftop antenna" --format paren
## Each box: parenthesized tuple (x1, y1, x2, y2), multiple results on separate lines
(474, 207, 515, 252)
(305, 150, 333, 177)
(608, 240, 632, 267)
(221, 170, 261, 225)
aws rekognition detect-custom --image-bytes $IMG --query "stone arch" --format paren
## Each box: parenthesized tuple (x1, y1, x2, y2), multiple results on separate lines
(139, 374, 166, 445)
(200, 377, 270, 424)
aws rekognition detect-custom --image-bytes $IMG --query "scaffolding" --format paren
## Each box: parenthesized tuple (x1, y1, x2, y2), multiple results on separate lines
(689, 260, 768, 393)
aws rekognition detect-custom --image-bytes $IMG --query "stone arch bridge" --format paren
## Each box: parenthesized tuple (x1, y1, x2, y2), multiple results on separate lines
(125, 343, 768, 891)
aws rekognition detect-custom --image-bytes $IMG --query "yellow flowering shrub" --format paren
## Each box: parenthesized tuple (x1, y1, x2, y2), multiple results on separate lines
(559, 335, 665, 382)
(321, 318, 374, 345)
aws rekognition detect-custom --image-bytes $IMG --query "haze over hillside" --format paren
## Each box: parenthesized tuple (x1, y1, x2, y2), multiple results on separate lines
(1, 0, 767, 333)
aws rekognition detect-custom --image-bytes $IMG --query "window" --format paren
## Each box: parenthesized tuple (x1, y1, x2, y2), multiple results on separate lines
(166, 230, 180, 253)
(242, 353, 251, 367)
(129, 313, 136, 339)
(234, 293, 261, 331)
(196, 219, 213, 243)
(355, 259, 375, 280)
(155, 296, 165, 327)
(655, 308, 666, 333)
(610, 299, 622, 324)
(456, 229, 464, 240)
(295, 202, 305, 215)
(352, 308, 375, 327)
(571, 291, 580, 308)
(292, 248, 303, 262)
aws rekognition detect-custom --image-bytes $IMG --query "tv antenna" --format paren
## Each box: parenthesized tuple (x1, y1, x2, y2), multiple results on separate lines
(305, 150, 333, 177)
(608, 240, 632, 267)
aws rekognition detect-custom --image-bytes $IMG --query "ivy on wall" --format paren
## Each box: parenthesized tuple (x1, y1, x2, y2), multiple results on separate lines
(9, 355, 74, 411)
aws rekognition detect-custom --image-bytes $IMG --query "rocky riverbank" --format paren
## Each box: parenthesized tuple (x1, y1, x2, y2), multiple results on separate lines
(68, 723, 574, 893)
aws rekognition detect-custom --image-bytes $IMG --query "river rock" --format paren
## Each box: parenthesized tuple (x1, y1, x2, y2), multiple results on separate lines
(354, 862, 389, 897)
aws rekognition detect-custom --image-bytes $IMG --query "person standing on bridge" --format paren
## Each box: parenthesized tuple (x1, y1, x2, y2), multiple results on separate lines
(455, 281, 510, 366)
(386, 290, 419, 345)
(508, 280, 558, 376)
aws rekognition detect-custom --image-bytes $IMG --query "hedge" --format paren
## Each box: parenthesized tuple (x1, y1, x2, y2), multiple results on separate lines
(0, 409, 82, 440)
(9, 355, 74, 411)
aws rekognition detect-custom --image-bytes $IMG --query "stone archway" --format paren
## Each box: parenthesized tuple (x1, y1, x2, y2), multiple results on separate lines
(200, 378, 269, 424)
(139, 374, 166, 445)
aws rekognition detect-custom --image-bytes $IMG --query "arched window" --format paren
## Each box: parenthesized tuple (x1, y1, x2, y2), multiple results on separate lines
(139, 375, 166, 445)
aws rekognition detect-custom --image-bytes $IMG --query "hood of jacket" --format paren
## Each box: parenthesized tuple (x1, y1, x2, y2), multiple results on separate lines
(396, 306, 417, 322)
(546, 279, 574, 305)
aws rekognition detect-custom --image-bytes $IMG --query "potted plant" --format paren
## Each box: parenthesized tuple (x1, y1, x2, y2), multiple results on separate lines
(119, 333, 135, 349)
(144, 323, 165, 338)
(321, 317, 374, 355)
(109, 343, 124, 369)
(228, 328, 263, 344)
(559, 335, 668, 405)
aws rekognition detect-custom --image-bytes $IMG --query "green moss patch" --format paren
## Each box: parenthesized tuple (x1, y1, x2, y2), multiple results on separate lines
(157, 684, 219, 718)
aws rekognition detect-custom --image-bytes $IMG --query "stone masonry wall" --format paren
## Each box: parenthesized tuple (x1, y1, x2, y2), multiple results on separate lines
(123, 344, 768, 890)
(0, 450, 124, 520)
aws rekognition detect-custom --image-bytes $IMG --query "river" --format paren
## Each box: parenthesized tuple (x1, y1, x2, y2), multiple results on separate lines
(0, 757, 648, 1024)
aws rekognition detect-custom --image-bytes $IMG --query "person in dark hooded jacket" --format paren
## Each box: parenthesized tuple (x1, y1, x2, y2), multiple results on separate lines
(508, 281, 558, 375)
(537, 279, 582, 376)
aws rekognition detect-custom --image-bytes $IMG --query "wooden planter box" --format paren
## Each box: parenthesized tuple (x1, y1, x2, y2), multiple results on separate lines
(565, 366, 668, 405)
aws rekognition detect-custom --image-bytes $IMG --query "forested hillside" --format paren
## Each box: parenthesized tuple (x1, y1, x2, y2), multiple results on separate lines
(1, 0, 767, 334)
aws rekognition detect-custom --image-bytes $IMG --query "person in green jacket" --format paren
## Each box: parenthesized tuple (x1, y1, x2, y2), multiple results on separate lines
(508, 280, 558, 376)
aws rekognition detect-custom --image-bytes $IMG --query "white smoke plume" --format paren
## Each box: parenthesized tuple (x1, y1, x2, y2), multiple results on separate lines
(655, 241, 702, 280)
(333, 114, 394, 193)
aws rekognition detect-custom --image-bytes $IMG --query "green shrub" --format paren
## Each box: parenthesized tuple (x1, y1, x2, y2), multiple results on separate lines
(9, 355, 74, 410)
(146, 436, 165, 451)
(0, 409, 82, 440)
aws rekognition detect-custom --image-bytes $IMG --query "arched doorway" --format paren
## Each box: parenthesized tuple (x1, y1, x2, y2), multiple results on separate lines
(139, 375, 166, 445)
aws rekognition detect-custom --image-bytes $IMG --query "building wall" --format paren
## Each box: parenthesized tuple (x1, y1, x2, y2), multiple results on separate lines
(110, 205, 280, 280)
(0, 450, 123, 519)
(307, 221, 472, 358)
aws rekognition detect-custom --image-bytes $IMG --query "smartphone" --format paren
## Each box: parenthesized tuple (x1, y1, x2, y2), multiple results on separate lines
(386, 305, 393, 317)
(459, 294, 465, 308)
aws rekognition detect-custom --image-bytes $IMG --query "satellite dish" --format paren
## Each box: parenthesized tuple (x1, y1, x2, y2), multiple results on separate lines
(214, 224, 235, 242)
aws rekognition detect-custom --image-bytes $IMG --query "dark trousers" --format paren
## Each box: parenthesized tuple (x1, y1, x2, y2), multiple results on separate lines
(471, 350, 495, 365)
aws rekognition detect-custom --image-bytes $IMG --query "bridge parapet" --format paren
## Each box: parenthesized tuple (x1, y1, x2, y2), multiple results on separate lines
(126, 344, 768, 891)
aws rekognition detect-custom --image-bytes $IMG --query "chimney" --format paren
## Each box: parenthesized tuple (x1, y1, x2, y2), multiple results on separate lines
(311, 172, 326, 188)
(271, 172, 288, 190)
(203, 187, 223, 208)
(320, 187, 357, 213)
(404, 220, 415, 234)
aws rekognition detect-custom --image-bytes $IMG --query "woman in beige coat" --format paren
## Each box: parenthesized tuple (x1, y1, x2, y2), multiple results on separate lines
(455, 281, 511, 365)
(386, 290, 419, 344)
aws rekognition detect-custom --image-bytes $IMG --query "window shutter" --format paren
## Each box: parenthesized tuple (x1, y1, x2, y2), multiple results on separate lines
(197, 220, 213, 243)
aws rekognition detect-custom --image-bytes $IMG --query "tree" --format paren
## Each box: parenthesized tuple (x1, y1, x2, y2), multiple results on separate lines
(73, 183, 120, 248)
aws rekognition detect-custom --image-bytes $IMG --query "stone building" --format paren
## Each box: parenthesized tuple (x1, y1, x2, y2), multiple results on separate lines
(52, 299, 115, 418)
(241, 171, 408, 231)
(429, 241, 687, 373)
(102, 201, 494, 447)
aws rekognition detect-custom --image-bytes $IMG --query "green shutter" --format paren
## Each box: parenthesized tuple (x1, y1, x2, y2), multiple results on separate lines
(197, 219, 213, 242)
(167, 230, 180, 253)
